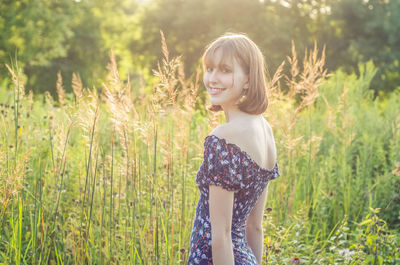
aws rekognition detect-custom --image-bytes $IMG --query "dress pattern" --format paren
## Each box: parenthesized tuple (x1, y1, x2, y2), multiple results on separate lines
(188, 134, 280, 265)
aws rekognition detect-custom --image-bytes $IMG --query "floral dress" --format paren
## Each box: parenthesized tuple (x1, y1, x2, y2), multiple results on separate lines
(188, 134, 280, 265)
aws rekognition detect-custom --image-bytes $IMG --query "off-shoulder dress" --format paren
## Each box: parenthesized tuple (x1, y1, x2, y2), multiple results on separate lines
(188, 134, 280, 265)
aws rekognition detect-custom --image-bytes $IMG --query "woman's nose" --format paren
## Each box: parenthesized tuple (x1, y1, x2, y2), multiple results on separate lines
(209, 70, 218, 83)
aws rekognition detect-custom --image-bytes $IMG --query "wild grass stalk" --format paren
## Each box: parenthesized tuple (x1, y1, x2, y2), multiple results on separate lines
(111, 129, 117, 263)
(86, 150, 99, 262)
(100, 160, 106, 265)
(52, 122, 73, 228)
(5, 61, 24, 163)
(79, 104, 99, 262)
(1, 35, 399, 264)
(32, 153, 42, 265)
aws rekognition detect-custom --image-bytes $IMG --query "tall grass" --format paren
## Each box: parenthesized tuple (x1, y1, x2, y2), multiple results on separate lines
(0, 36, 399, 264)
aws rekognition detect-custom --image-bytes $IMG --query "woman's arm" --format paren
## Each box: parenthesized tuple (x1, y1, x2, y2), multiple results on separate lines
(245, 184, 269, 264)
(209, 185, 235, 265)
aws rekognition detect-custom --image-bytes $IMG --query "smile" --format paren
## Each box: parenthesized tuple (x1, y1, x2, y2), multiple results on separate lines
(208, 87, 227, 92)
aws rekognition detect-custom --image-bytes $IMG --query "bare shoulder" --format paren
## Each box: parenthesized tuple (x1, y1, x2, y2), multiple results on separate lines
(208, 123, 244, 143)
(209, 117, 277, 169)
(264, 118, 273, 133)
(260, 116, 273, 134)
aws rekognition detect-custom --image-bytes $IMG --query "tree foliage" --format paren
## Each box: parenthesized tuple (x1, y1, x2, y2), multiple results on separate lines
(1, 0, 399, 95)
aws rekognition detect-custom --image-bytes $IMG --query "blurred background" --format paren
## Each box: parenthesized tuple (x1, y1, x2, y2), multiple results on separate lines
(1, 0, 399, 97)
(1, 1, 400, 264)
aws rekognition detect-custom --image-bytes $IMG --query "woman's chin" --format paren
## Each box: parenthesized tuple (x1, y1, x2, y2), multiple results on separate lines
(210, 99, 224, 106)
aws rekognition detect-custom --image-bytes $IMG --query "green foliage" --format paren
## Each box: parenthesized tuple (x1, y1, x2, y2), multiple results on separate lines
(354, 208, 400, 264)
(1, 45, 400, 264)
(264, 208, 400, 264)
(325, 0, 400, 94)
(0, 0, 144, 96)
(138, 0, 315, 76)
(2, 0, 400, 97)
(0, 0, 73, 66)
(1, 8, 400, 261)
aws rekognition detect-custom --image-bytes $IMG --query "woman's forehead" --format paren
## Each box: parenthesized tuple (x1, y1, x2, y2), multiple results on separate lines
(204, 47, 235, 67)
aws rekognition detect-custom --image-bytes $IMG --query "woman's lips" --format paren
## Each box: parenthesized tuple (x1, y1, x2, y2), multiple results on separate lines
(208, 87, 226, 95)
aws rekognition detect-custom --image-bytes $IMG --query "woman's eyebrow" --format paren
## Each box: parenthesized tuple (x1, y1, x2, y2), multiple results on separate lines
(205, 60, 215, 67)
(219, 63, 232, 69)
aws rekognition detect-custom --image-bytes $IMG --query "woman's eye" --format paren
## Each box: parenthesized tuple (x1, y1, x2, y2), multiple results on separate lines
(206, 67, 213, 72)
(221, 68, 231, 73)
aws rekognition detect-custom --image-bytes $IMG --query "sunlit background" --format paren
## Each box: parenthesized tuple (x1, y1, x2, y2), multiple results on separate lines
(0, 0, 399, 264)
(1, 0, 399, 96)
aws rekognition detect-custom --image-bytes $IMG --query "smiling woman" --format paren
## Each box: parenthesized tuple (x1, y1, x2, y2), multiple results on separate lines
(203, 51, 247, 99)
(187, 33, 280, 265)
(202, 33, 269, 115)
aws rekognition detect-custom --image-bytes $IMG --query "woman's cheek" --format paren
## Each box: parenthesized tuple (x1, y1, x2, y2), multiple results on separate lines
(203, 74, 209, 87)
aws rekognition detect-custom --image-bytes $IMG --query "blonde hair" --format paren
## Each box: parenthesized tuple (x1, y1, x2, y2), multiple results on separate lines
(202, 33, 269, 114)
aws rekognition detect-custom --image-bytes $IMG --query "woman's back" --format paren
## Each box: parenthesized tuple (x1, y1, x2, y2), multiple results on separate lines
(211, 115, 277, 171)
(188, 127, 280, 264)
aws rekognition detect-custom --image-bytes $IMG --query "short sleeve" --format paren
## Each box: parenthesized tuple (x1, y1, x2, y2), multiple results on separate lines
(203, 136, 244, 191)
(267, 163, 280, 180)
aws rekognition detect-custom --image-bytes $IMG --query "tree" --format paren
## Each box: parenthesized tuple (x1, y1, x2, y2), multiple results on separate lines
(0, 0, 74, 93)
(323, 0, 400, 93)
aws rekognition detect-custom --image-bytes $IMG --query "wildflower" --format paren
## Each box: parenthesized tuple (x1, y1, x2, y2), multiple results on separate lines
(338, 249, 355, 262)
(292, 256, 301, 264)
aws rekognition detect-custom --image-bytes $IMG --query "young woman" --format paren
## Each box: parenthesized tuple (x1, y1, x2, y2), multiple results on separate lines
(187, 33, 280, 265)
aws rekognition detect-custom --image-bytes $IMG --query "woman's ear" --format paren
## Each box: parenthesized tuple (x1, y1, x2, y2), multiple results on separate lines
(244, 78, 250, 90)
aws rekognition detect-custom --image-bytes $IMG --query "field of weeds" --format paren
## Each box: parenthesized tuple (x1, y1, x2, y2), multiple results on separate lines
(1, 41, 399, 264)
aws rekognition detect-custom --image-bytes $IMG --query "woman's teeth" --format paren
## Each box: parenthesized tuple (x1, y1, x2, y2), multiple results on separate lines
(210, 87, 226, 91)
(208, 87, 225, 95)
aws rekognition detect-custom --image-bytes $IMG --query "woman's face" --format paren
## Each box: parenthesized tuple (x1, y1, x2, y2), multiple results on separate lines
(203, 49, 249, 109)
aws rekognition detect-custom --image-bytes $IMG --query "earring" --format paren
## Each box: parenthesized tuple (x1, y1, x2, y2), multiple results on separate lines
(239, 92, 247, 102)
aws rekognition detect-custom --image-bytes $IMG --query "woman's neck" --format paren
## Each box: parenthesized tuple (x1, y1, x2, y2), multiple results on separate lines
(223, 107, 260, 123)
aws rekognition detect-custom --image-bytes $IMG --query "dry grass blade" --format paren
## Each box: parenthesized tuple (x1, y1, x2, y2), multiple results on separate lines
(5, 63, 25, 97)
(186, 68, 200, 111)
(0, 151, 30, 217)
(267, 61, 285, 105)
(286, 41, 328, 130)
(178, 66, 200, 112)
(286, 41, 299, 98)
(56, 71, 66, 106)
(74, 85, 100, 146)
(152, 32, 182, 111)
(125, 75, 139, 119)
(101, 52, 139, 155)
(160, 30, 169, 62)
(44, 91, 55, 109)
(106, 50, 122, 93)
(72, 72, 83, 104)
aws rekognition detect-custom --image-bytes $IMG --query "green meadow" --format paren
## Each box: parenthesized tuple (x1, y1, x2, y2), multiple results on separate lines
(1, 40, 399, 264)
